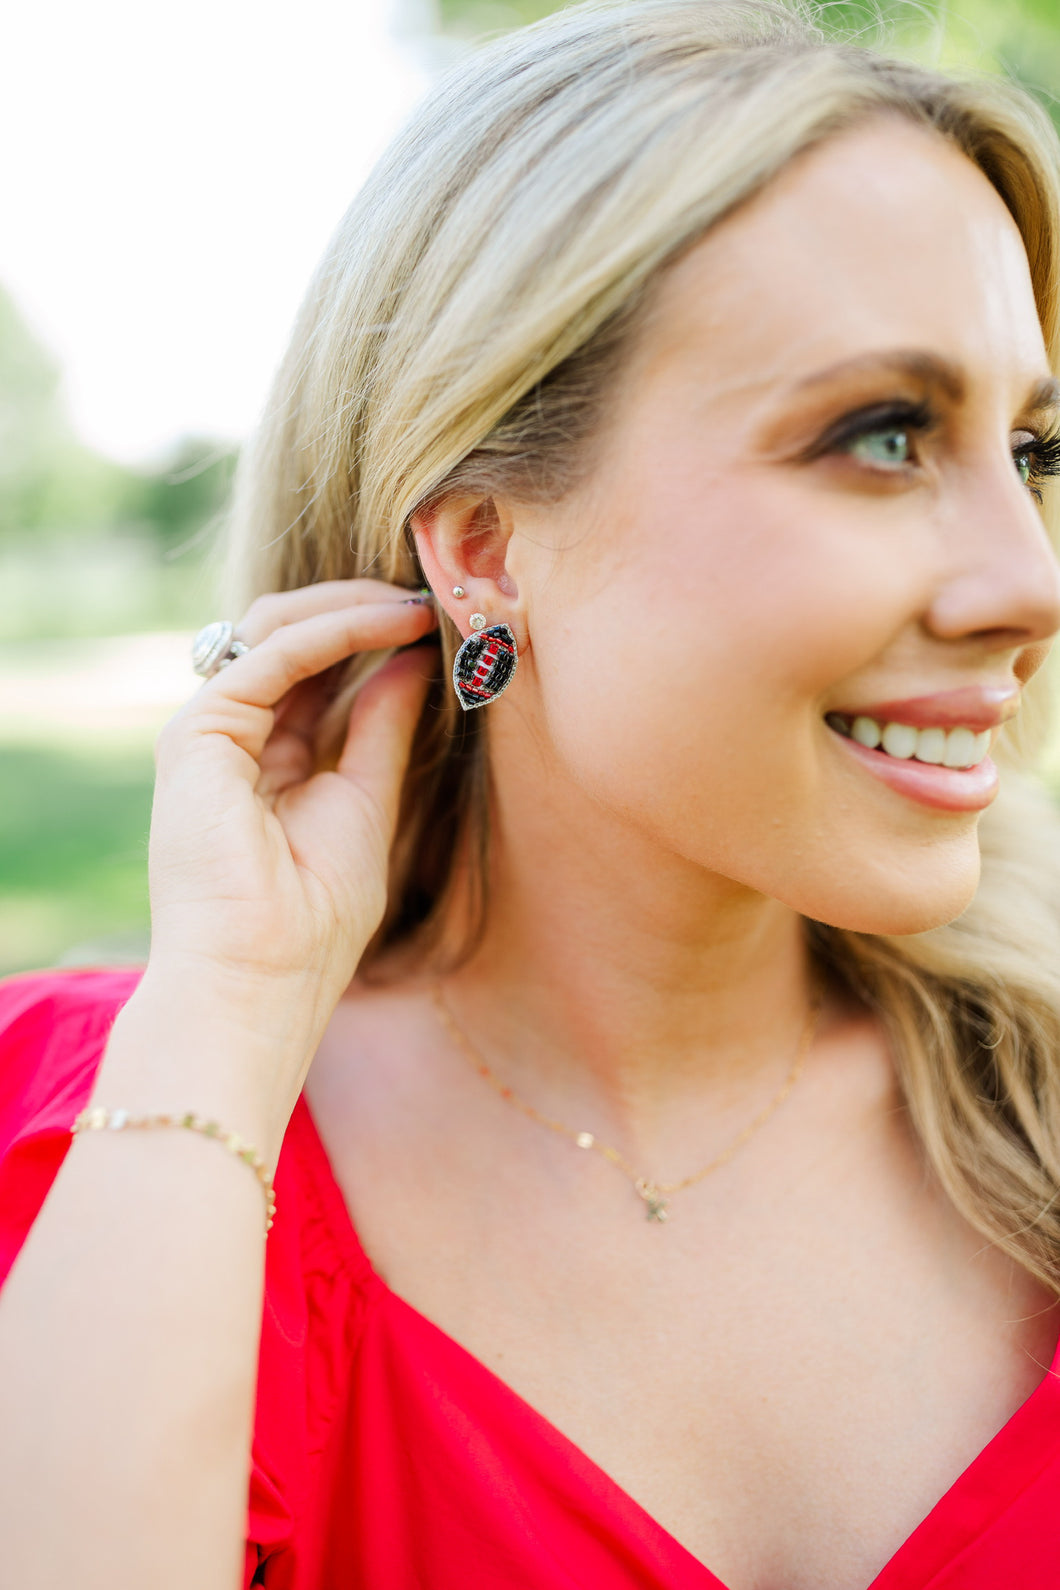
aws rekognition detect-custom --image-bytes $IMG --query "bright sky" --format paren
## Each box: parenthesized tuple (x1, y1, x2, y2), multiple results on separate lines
(1, 0, 443, 464)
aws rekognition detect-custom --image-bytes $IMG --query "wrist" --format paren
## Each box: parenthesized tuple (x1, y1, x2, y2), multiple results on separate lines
(141, 951, 337, 1047)
(92, 964, 326, 1167)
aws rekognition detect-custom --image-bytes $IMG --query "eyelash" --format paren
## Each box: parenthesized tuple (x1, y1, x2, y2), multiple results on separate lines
(818, 401, 1060, 501)
(1019, 427, 1060, 501)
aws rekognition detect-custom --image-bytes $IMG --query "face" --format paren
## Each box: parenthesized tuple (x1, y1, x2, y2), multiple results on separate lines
(429, 118, 1060, 936)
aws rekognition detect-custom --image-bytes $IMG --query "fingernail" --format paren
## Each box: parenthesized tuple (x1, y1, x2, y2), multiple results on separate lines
(403, 595, 434, 606)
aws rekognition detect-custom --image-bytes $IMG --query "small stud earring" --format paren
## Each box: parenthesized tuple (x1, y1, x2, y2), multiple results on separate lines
(452, 585, 466, 599)
(469, 613, 487, 631)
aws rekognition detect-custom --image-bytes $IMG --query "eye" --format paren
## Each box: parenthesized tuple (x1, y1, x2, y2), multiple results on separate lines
(1012, 427, 1060, 502)
(845, 425, 912, 469)
(808, 399, 935, 476)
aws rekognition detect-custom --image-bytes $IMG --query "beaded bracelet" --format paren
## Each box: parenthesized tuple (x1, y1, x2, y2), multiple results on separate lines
(71, 1106, 276, 1232)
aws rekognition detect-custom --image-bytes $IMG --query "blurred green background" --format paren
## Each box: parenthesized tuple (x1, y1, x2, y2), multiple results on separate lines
(0, 279, 238, 974)
(5, 0, 1060, 977)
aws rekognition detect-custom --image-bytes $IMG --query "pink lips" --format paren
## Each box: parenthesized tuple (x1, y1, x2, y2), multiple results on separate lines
(829, 684, 1021, 733)
(830, 732, 1000, 811)
(824, 683, 1018, 813)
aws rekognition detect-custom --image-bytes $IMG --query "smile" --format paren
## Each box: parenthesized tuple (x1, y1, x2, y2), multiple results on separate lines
(824, 713, 1000, 813)
(824, 713, 992, 769)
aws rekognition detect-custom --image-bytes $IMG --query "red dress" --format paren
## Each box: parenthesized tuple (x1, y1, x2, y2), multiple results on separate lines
(2, 965, 1059, 1589)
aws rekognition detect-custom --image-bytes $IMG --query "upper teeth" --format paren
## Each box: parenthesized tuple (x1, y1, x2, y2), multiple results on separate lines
(836, 716, 991, 768)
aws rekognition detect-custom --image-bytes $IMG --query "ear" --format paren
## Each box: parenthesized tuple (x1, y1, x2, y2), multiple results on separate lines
(411, 495, 527, 650)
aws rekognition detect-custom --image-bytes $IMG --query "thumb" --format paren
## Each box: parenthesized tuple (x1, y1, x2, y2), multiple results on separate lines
(334, 646, 439, 833)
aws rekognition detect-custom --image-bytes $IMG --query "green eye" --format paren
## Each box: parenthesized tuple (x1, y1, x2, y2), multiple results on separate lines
(1015, 450, 1033, 486)
(847, 426, 911, 467)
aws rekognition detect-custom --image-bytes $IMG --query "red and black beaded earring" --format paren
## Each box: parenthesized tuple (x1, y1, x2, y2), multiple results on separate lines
(452, 612, 518, 711)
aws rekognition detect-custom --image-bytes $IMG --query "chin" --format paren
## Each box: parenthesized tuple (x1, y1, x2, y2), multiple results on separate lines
(795, 843, 983, 938)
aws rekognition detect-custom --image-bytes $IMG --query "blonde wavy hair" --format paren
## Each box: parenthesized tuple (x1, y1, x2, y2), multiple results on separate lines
(225, 0, 1060, 1293)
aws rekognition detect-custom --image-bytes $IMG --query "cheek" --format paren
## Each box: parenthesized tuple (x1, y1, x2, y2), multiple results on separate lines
(536, 480, 907, 773)
(529, 486, 982, 933)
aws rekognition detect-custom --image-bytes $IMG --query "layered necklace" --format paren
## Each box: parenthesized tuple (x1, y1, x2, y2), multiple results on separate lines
(430, 981, 824, 1223)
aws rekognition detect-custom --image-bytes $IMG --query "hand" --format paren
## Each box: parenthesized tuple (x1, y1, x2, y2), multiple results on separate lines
(147, 580, 439, 1014)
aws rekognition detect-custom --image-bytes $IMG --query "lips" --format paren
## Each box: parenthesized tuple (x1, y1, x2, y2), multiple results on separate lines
(825, 684, 1020, 733)
(827, 725, 1000, 812)
(821, 683, 1016, 813)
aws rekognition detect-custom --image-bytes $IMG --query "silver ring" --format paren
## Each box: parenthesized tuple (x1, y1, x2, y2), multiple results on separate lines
(191, 620, 250, 678)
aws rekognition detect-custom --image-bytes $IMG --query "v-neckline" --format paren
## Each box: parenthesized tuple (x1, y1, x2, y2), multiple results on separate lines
(292, 1091, 1060, 1590)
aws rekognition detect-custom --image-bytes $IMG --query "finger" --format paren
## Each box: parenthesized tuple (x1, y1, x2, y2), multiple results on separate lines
(165, 602, 438, 769)
(203, 599, 437, 714)
(235, 579, 432, 647)
(269, 671, 332, 744)
(256, 718, 318, 803)
(335, 645, 440, 834)
(260, 631, 441, 802)
(257, 673, 336, 799)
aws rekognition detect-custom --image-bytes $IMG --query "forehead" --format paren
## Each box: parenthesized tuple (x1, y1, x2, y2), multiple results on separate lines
(631, 116, 1048, 407)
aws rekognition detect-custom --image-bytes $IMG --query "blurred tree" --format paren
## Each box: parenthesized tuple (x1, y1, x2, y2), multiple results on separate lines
(435, 0, 555, 34)
(0, 285, 235, 639)
(0, 285, 236, 553)
(121, 439, 238, 556)
(0, 286, 132, 540)
(434, 0, 929, 32)
(433, 0, 1060, 135)
(0, 287, 65, 535)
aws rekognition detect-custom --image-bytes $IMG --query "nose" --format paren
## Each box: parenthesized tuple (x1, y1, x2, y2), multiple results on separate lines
(924, 464, 1060, 652)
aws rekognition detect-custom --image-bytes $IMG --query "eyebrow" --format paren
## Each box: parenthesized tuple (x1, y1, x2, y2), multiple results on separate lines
(789, 349, 1060, 417)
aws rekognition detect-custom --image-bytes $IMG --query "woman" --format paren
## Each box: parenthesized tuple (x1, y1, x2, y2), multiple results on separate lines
(3, 1, 1060, 1585)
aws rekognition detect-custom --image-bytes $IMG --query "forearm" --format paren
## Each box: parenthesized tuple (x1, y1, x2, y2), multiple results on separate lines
(0, 974, 314, 1590)
(0, 574, 430, 1584)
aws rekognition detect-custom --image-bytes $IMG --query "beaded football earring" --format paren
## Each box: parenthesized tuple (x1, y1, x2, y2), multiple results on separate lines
(452, 612, 518, 711)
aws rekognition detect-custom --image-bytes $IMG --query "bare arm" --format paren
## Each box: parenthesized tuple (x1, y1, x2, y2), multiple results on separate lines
(0, 584, 438, 1590)
(0, 978, 293, 1589)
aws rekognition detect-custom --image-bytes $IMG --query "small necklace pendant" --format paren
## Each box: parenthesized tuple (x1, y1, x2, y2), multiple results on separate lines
(635, 1180, 669, 1222)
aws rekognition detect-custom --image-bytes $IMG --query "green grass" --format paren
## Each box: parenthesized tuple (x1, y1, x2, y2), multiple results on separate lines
(0, 739, 153, 976)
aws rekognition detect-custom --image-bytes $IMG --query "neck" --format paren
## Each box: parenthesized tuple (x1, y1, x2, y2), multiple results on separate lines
(428, 736, 830, 1161)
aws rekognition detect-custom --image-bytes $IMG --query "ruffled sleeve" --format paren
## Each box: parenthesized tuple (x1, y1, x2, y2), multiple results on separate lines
(0, 966, 360, 1589)
(0, 965, 144, 1289)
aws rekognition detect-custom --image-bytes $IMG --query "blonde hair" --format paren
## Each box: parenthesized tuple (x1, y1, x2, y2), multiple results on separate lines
(226, 0, 1060, 1292)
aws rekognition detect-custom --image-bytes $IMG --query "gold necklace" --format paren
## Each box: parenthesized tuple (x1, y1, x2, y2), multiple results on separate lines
(430, 982, 824, 1223)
